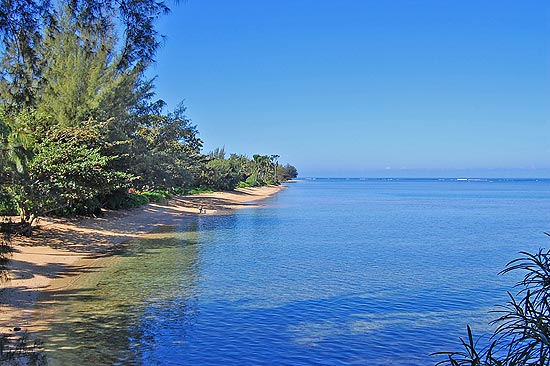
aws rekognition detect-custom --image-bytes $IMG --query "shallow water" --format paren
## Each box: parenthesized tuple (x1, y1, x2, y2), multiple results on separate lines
(38, 179, 550, 365)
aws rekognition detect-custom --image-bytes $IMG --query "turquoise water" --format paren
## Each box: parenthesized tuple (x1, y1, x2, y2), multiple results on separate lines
(40, 179, 550, 365)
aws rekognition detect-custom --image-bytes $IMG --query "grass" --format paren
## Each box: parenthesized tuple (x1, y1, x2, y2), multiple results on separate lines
(187, 187, 216, 195)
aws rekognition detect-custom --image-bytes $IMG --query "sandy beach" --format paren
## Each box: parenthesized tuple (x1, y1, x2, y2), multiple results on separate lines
(0, 185, 284, 335)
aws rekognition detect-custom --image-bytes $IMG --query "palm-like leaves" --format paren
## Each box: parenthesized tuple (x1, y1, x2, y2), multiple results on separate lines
(434, 244, 550, 365)
(0, 110, 32, 174)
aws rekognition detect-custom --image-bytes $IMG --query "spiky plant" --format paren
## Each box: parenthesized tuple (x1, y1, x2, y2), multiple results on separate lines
(434, 236, 550, 366)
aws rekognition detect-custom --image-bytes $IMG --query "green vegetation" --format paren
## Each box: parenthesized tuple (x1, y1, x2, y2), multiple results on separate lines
(140, 190, 171, 203)
(434, 237, 550, 365)
(0, 0, 297, 232)
(187, 187, 216, 195)
(197, 148, 297, 191)
(1, 221, 12, 282)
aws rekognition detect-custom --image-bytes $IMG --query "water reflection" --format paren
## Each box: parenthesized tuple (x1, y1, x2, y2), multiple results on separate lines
(37, 221, 201, 366)
(29, 181, 550, 365)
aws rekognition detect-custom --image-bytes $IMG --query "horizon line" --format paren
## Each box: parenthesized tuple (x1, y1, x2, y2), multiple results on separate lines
(296, 177, 550, 180)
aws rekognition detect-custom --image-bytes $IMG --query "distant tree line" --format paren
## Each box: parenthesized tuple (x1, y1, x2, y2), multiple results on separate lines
(0, 0, 297, 228)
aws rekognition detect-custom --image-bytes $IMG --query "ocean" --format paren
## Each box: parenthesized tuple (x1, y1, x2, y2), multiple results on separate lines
(40, 178, 550, 365)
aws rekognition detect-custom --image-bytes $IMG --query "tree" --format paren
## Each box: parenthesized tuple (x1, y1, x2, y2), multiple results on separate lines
(198, 150, 249, 191)
(0, 107, 33, 215)
(0, 0, 169, 107)
(270, 154, 280, 183)
(39, 11, 122, 128)
(0, 0, 299, 225)
(0, 0, 52, 107)
(251, 154, 269, 185)
(129, 103, 204, 190)
(7, 118, 133, 226)
(0, 106, 32, 174)
(279, 164, 298, 181)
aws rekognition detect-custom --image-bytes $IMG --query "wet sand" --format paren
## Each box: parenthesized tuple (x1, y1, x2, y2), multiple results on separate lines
(0, 185, 285, 334)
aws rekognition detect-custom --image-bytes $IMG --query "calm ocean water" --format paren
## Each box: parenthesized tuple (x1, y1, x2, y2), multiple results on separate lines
(40, 179, 550, 365)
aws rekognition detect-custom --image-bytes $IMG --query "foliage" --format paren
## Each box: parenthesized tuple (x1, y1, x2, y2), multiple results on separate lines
(251, 154, 278, 185)
(0, 107, 33, 174)
(129, 103, 204, 191)
(39, 13, 129, 128)
(434, 238, 550, 366)
(187, 187, 216, 195)
(104, 191, 148, 210)
(140, 190, 171, 203)
(0, 0, 168, 108)
(0, 0, 297, 229)
(196, 150, 297, 191)
(0, 0, 51, 107)
(245, 174, 259, 187)
(6, 118, 133, 223)
(279, 164, 298, 181)
(169, 187, 187, 195)
(199, 157, 243, 191)
(235, 181, 252, 189)
(27, 140, 129, 211)
(1, 220, 13, 282)
(0, 189, 17, 216)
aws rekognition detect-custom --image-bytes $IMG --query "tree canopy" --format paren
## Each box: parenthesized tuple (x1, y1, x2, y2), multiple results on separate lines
(0, 0, 297, 229)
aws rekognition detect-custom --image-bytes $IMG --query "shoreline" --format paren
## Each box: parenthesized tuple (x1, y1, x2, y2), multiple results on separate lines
(0, 185, 285, 334)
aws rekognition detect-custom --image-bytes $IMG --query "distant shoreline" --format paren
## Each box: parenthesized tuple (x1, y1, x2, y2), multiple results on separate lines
(299, 177, 550, 182)
(0, 185, 286, 335)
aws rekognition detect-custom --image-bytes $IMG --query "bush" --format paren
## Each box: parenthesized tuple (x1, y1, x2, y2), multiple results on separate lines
(52, 196, 103, 217)
(170, 187, 187, 195)
(1, 222, 13, 283)
(187, 187, 216, 195)
(235, 181, 251, 189)
(141, 190, 171, 203)
(125, 193, 149, 208)
(102, 189, 176, 210)
(105, 191, 149, 210)
(245, 175, 258, 187)
(0, 189, 17, 216)
(434, 235, 550, 365)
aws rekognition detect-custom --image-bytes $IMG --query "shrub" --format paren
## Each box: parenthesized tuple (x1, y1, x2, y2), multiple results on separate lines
(0, 189, 17, 216)
(105, 191, 149, 210)
(236, 181, 251, 189)
(125, 193, 149, 208)
(244, 175, 258, 187)
(141, 190, 171, 203)
(170, 187, 187, 195)
(51, 196, 103, 216)
(187, 187, 216, 195)
(1, 222, 13, 283)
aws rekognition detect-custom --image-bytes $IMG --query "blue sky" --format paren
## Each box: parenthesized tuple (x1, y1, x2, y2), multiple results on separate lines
(149, 0, 550, 178)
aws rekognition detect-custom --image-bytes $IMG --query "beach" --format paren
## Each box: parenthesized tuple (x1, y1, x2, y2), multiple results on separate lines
(0, 185, 285, 335)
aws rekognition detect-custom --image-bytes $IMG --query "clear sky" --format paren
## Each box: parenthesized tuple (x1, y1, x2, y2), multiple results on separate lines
(148, 0, 550, 178)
